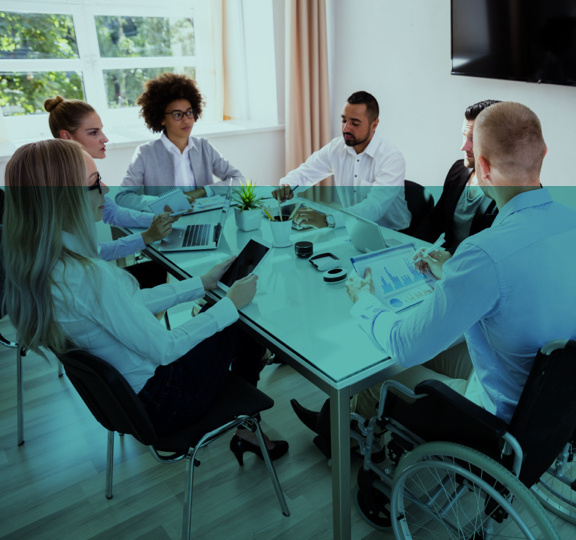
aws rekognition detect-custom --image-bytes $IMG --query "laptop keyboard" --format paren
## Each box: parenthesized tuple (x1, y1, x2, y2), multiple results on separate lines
(183, 224, 212, 247)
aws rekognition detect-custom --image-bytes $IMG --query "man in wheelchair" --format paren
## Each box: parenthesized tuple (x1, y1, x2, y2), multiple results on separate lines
(345, 102, 576, 538)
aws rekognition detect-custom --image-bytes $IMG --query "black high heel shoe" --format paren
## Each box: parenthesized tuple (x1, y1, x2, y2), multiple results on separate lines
(229, 434, 289, 465)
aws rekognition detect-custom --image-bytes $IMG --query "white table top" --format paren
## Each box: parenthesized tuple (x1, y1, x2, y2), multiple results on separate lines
(146, 197, 424, 390)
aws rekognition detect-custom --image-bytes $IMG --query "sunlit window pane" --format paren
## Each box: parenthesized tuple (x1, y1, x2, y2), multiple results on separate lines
(0, 71, 84, 115)
(0, 12, 79, 60)
(104, 66, 196, 109)
(96, 16, 195, 58)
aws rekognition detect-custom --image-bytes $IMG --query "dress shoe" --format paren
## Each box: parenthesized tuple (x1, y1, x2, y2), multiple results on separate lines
(229, 434, 289, 466)
(290, 399, 321, 433)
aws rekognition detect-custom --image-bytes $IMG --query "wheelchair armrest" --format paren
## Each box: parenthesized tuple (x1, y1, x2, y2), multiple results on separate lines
(413, 380, 509, 437)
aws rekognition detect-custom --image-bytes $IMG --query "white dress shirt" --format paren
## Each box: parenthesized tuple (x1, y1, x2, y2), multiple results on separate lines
(52, 233, 238, 393)
(160, 133, 214, 196)
(280, 134, 411, 230)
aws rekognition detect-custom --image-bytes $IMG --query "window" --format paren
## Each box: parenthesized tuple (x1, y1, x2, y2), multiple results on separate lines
(0, 0, 200, 139)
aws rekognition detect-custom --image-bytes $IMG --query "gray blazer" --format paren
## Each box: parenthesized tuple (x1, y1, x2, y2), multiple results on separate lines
(115, 137, 244, 212)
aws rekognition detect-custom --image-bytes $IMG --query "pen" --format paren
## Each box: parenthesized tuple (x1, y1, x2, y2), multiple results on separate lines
(170, 210, 187, 217)
(288, 203, 302, 221)
(416, 233, 446, 261)
(277, 199, 283, 221)
(263, 206, 275, 222)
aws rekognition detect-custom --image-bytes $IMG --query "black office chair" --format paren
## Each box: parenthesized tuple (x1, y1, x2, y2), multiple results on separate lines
(353, 339, 576, 538)
(399, 180, 434, 236)
(53, 347, 290, 540)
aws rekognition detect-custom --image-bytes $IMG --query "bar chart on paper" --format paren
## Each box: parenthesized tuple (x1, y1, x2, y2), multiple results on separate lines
(351, 244, 436, 312)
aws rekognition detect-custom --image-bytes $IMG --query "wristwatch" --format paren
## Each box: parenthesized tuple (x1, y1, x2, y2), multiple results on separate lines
(325, 214, 336, 228)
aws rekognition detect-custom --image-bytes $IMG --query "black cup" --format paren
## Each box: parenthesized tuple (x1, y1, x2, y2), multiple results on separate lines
(295, 241, 313, 258)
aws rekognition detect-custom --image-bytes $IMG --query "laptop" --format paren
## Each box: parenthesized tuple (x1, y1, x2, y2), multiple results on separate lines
(158, 188, 233, 252)
(341, 209, 401, 253)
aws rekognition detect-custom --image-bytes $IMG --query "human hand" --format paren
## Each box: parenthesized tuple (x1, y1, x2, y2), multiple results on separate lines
(413, 248, 452, 279)
(294, 207, 328, 228)
(201, 256, 236, 291)
(141, 212, 173, 244)
(185, 187, 207, 207)
(164, 205, 184, 221)
(346, 268, 375, 303)
(272, 184, 294, 202)
(226, 274, 258, 309)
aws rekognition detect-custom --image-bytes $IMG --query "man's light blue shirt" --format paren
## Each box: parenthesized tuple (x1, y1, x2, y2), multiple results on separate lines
(352, 188, 576, 423)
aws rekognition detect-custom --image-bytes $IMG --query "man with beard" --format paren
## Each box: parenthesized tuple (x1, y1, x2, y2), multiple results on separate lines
(272, 91, 411, 230)
(413, 99, 500, 254)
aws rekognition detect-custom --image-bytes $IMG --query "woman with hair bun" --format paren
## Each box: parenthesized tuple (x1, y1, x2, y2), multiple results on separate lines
(44, 96, 174, 265)
(115, 72, 244, 212)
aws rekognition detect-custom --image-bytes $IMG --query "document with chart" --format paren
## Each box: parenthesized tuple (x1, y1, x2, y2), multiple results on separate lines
(350, 244, 437, 312)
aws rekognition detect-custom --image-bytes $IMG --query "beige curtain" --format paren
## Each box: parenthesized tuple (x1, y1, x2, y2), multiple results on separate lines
(285, 0, 332, 201)
(195, 0, 225, 122)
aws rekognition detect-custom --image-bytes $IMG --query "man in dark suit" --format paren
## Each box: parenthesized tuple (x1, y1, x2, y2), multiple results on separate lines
(413, 100, 500, 254)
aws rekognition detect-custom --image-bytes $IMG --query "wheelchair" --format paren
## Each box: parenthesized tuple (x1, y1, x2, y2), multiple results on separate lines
(351, 339, 576, 539)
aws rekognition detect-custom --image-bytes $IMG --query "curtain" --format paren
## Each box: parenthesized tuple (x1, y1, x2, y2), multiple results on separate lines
(285, 0, 332, 201)
(195, 0, 225, 122)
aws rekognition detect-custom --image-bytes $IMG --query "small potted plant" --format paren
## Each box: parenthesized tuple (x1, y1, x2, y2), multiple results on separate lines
(233, 180, 263, 231)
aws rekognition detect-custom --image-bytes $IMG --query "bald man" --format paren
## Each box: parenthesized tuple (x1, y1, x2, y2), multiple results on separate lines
(348, 102, 576, 424)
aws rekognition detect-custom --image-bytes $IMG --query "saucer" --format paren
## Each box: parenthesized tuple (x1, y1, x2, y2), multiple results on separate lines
(273, 240, 294, 248)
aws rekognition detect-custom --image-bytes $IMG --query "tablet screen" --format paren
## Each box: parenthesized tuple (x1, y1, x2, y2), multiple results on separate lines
(219, 239, 270, 288)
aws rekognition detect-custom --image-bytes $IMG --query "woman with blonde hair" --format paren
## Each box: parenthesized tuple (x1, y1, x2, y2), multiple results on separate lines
(3, 139, 288, 459)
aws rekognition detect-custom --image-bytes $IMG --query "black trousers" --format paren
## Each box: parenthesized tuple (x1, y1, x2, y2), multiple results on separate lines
(138, 322, 265, 434)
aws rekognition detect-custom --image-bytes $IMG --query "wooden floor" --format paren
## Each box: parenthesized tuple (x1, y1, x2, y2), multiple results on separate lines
(0, 312, 385, 540)
(2, 309, 576, 540)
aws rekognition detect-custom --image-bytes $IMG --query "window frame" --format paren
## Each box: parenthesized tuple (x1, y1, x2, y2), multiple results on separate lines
(1, 0, 200, 140)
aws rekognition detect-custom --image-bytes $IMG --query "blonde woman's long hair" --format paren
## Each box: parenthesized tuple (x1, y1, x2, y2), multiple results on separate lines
(3, 139, 99, 352)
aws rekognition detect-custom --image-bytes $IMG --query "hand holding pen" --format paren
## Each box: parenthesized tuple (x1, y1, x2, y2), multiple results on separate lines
(272, 184, 297, 202)
(413, 233, 451, 279)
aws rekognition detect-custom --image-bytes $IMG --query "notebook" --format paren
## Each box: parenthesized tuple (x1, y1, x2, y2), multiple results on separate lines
(158, 188, 233, 252)
(149, 188, 191, 215)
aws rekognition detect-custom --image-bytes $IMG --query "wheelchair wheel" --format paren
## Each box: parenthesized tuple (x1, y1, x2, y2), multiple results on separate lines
(532, 441, 576, 524)
(390, 441, 558, 539)
(354, 468, 392, 531)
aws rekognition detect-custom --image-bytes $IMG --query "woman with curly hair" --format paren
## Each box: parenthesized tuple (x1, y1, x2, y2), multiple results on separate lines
(116, 72, 244, 212)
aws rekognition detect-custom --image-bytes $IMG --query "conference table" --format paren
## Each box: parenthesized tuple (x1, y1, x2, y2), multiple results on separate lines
(127, 194, 423, 539)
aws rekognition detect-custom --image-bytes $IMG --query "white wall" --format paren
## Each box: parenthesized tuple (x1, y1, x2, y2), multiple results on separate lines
(328, 0, 576, 197)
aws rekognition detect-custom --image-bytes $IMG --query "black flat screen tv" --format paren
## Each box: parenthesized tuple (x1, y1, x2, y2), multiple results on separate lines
(451, 0, 576, 87)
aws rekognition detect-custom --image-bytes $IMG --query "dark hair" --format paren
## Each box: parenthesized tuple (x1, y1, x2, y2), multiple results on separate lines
(44, 96, 96, 138)
(465, 99, 501, 121)
(137, 72, 205, 133)
(346, 91, 379, 122)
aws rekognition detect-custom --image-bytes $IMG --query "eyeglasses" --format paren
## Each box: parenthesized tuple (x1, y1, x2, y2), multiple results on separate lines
(164, 108, 195, 121)
(88, 172, 103, 194)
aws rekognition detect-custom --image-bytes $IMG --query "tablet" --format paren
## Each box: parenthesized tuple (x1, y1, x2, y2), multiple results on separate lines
(350, 243, 437, 313)
(217, 238, 272, 291)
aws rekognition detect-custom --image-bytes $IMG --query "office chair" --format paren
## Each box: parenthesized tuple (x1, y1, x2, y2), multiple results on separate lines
(53, 347, 290, 540)
(399, 180, 434, 236)
(352, 339, 576, 538)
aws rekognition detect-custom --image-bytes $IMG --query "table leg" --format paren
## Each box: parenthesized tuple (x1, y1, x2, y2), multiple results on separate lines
(330, 386, 351, 540)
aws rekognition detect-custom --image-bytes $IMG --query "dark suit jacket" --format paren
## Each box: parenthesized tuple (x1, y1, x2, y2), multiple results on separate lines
(413, 160, 498, 253)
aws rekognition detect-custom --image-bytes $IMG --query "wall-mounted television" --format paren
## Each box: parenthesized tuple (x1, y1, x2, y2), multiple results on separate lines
(451, 0, 576, 87)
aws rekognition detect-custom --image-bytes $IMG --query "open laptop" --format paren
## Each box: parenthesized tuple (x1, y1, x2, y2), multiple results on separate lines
(341, 208, 402, 253)
(158, 188, 232, 252)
